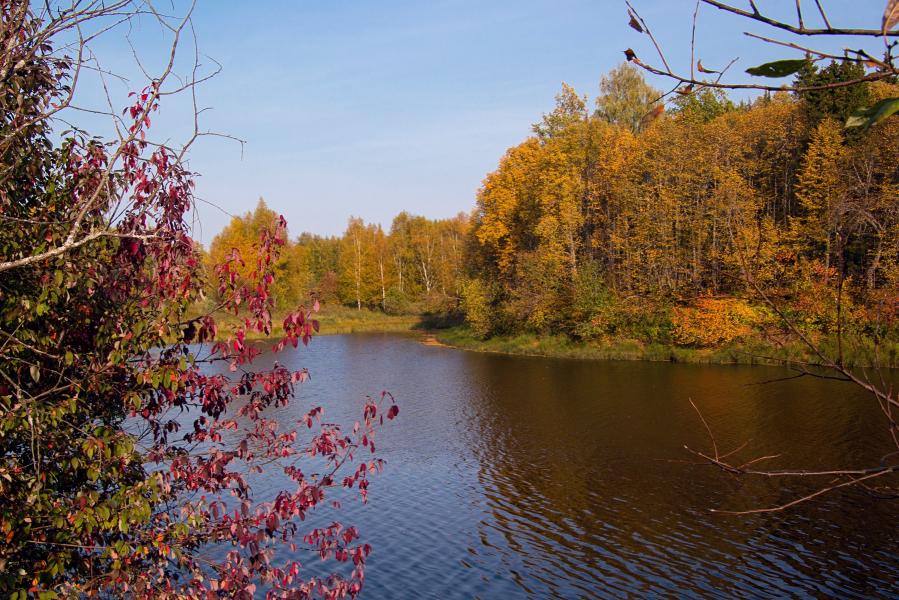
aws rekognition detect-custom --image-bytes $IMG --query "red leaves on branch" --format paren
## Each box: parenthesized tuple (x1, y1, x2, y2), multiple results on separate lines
(11, 83, 397, 598)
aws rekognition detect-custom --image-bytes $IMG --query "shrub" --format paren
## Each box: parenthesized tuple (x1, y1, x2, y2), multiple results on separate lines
(672, 297, 765, 347)
(460, 278, 496, 338)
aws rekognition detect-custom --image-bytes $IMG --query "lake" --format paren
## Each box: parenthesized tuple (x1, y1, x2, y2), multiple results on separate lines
(239, 333, 898, 599)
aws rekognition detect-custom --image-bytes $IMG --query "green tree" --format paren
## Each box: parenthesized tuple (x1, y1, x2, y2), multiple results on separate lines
(533, 82, 588, 140)
(296, 232, 341, 302)
(460, 278, 496, 338)
(671, 88, 737, 122)
(794, 60, 873, 125)
(594, 62, 661, 132)
(389, 212, 416, 300)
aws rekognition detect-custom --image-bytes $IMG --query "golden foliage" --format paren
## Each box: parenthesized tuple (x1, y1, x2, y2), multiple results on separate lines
(672, 298, 766, 348)
(466, 77, 899, 347)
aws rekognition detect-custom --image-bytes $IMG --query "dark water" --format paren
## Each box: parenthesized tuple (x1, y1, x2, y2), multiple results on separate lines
(238, 333, 898, 599)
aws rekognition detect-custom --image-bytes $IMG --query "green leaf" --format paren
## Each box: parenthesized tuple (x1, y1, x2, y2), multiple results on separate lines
(845, 96, 899, 129)
(29, 365, 40, 383)
(745, 59, 809, 78)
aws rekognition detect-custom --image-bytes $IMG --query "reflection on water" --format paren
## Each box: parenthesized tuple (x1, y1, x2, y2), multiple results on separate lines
(238, 333, 898, 599)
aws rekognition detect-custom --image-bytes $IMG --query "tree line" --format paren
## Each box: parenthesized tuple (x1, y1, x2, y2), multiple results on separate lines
(205, 62, 898, 356)
(463, 62, 898, 350)
(205, 202, 469, 314)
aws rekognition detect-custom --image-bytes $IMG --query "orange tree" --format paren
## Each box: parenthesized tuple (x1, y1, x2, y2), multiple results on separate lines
(0, 1, 396, 597)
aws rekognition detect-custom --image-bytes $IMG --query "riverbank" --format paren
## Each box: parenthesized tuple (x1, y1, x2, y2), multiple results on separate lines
(432, 326, 899, 368)
(200, 305, 898, 368)
(311, 306, 420, 335)
(205, 305, 421, 339)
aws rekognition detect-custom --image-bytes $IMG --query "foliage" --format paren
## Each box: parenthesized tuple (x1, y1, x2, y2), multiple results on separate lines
(460, 278, 496, 339)
(568, 262, 673, 343)
(620, 0, 899, 507)
(0, 4, 397, 598)
(573, 296, 673, 345)
(671, 298, 766, 348)
(794, 60, 873, 125)
(207, 199, 311, 308)
(464, 70, 899, 359)
(671, 88, 737, 123)
(594, 62, 662, 132)
(207, 211, 468, 318)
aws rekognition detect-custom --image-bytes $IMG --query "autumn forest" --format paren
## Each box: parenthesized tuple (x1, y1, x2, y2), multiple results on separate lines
(205, 62, 899, 363)
(5, 0, 899, 596)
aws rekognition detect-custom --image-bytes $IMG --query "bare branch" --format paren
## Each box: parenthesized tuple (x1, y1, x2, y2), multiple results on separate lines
(710, 468, 897, 514)
(701, 0, 899, 37)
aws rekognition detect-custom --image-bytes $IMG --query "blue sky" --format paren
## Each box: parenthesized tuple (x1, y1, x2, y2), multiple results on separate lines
(75, 1, 881, 244)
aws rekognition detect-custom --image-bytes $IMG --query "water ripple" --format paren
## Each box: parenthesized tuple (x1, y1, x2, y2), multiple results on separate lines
(217, 335, 898, 598)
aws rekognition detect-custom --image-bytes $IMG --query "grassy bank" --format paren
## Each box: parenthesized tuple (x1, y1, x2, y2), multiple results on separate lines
(312, 306, 421, 335)
(433, 326, 899, 368)
(192, 303, 899, 368)
(193, 304, 421, 339)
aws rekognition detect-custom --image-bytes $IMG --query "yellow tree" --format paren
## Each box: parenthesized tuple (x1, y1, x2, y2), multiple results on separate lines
(581, 119, 635, 285)
(473, 138, 543, 278)
(843, 82, 899, 292)
(433, 214, 469, 300)
(338, 217, 375, 310)
(533, 82, 588, 140)
(407, 215, 437, 299)
(371, 223, 391, 311)
(794, 118, 849, 278)
(207, 207, 258, 282)
(616, 116, 696, 295)
(207, 198, 308, 308)
(536, 134, 584, 282)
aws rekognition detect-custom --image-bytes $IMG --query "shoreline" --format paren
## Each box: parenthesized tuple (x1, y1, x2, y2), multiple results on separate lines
(211, 308, 422, 340)
(204, 306, 898, 368)
(429, 327, 899, 369)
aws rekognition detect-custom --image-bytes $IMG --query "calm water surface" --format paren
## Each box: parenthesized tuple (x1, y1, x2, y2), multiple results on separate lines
(240, 333, 898, 599)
